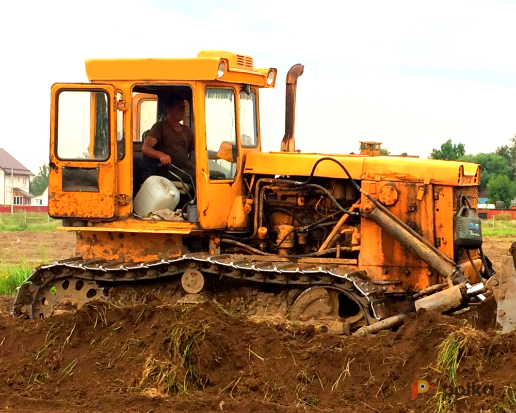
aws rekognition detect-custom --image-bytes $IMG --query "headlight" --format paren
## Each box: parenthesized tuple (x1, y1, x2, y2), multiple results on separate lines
(218, 61, 225, 78)
(266, 69, 275, 85)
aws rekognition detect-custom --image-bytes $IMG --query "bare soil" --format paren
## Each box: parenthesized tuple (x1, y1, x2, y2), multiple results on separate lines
(0, 234, 515, 412)
(0, 231, 76, 265)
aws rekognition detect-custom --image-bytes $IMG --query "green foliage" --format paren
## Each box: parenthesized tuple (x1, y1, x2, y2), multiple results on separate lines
(380, 148, 390, 155)
(459, 152, 512, 190)
(0, 262, 32, 295)
(497, 134, 516, 176)
(29, 164, 49, 196)
(429, 139, 466, 161)
(487, 175, 516, 208)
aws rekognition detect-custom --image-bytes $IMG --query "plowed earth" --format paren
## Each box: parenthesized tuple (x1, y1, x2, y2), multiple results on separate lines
(1, 232, 516, 412)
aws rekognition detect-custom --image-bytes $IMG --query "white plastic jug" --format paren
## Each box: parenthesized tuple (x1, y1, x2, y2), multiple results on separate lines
(134, 176, 180, 217)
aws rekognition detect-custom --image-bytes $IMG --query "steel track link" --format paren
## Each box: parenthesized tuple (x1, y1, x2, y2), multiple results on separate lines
(12, 252, 383, 320)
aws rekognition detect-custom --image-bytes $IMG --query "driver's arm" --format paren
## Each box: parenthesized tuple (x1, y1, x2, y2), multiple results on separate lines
(142, 136, 171, 165)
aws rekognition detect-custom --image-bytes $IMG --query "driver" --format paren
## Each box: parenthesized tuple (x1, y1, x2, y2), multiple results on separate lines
(141, 96, 195, 182)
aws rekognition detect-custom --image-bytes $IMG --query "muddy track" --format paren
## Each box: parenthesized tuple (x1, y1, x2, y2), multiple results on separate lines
(13, 253, 382, 328)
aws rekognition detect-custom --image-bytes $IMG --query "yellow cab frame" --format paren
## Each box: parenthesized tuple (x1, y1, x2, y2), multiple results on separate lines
(48, 50, 276, 234)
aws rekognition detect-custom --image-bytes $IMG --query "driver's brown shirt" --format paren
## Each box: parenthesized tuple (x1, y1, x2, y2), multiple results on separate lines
(149, 121, 194, 169)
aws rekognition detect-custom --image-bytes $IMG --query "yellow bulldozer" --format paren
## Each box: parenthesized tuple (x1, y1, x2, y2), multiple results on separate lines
(13, 50, 516, 334)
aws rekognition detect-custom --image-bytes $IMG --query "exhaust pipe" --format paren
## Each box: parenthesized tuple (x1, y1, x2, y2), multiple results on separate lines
(281, 64, 304, 152)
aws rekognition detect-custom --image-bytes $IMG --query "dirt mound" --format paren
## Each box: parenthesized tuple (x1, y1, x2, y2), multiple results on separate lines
(1, 300, 516, 413)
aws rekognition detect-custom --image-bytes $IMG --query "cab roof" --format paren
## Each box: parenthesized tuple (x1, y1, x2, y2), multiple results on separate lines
(85, 50, 275, 87)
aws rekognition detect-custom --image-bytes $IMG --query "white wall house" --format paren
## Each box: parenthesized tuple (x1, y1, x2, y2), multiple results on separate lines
(32, 186, 48, 206)
(0, 148, 34, 205)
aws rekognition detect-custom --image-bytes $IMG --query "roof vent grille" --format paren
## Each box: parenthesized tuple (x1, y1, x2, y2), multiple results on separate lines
(236, 55, 253, 68)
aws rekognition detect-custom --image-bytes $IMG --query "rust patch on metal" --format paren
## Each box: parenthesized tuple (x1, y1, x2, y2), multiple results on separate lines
(76, 231, 184, 261)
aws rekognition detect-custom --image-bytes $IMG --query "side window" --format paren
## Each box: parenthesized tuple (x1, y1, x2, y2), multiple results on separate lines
(56, 90, 110, 161)
(205, 89, 237, 180)
(117, 92, 125, 160)
(239, 91, 257, 147)
(139, 100, 157, 140)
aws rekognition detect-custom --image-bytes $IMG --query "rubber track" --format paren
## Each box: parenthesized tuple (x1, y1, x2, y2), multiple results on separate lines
(13, 252, 383, 319)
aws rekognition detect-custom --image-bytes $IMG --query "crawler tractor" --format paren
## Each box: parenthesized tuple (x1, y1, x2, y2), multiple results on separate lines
(13, 51, 516, 333)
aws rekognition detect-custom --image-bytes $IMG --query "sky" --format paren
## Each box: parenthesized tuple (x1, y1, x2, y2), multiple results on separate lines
(1, 0, 516, 174)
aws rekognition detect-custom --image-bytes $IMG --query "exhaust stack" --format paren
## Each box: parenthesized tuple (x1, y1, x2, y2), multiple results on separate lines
(281, 64, 304, 152)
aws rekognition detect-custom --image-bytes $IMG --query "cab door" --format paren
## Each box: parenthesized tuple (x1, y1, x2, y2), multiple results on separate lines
(49, 84, 118, 219)
(196, 85, 258, 229)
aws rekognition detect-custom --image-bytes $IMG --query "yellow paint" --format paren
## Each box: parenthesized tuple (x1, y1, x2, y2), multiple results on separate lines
(85, 50, 276, 87)
(244, 152, 480, 187)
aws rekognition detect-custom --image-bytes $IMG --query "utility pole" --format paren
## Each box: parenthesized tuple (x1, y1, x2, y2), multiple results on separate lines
(10, 167, 13, 214)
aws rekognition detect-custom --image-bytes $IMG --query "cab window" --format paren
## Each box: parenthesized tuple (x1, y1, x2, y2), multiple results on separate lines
(239, 90, 257, 147)
(117, 91, 125, 160)
(205, 89, 237, 180)
(139, 99, 157, 140)
(56, 90, 110, 161)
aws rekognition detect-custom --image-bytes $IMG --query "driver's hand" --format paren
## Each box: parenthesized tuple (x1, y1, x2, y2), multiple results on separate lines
(158, 153, 171, 165)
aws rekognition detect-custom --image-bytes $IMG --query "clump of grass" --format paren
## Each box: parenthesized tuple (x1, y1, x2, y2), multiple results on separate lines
(139, 322, 209, 395)
(436, 326, 486, 385)
(294, 367, 323, 408)
(428, 389, 456, 413)
(436, 332, 469, 386)
(429, 327, 488, 413)
(0, 261, 32, 295)
(495, 383, 516, 413)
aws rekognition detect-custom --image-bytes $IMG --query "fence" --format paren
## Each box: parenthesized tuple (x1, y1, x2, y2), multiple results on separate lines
(0, 206, 48, 213)
(477, 208, 516, 220)
(0, 211, 55, 229)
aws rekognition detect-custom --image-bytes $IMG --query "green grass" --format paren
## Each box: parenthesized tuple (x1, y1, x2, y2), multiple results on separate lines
(482, 219, 516, 237)
(0, 261, 32, 295)
(495, 383, 516, 413)
(436, 332, 468, 386)
(0, 212, 59, 232)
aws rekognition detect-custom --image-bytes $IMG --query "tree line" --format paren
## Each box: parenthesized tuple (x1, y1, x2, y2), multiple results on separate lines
(430, 136, 516, 207)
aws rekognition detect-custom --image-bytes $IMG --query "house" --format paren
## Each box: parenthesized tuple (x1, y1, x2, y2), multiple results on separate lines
(0, 148, 34, 206)
(32, 186, 48, 206)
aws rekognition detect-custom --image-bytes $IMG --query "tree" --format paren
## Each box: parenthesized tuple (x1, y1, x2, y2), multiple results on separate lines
(429, 139, 466, 160)
(29, 164, 49, 196)
(380, 148, 390, 155)
(486, 174, 516, 208)
(496, 134, 516, 179)
(459, 153, 512, 191)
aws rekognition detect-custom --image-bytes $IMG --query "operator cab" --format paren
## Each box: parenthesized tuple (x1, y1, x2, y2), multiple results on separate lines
(47, 50, 275, 230)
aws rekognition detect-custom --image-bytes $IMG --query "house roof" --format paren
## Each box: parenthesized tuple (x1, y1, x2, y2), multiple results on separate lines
(13, 188, 33, 198)
(0, 149, 34, 176)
